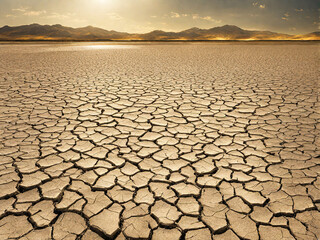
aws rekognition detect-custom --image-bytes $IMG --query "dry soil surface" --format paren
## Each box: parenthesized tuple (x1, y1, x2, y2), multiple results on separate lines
(0, 42, 319, 240)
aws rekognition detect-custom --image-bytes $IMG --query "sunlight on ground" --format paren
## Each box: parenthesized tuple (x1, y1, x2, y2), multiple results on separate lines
(82, 44, 136, 50)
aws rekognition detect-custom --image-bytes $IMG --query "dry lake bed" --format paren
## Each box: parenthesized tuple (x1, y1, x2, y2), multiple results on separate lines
(0, 42, 319, 240)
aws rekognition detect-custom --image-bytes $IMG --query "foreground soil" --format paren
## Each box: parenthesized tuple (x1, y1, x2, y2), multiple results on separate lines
(0, 42, 319, 239)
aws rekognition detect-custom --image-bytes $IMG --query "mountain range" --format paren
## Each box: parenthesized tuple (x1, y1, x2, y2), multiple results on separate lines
(0, 24, 319, 41)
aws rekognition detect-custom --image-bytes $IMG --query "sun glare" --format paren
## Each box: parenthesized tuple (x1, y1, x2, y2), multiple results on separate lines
(82, 45, 137, 50)
(97, 0, 109, 4)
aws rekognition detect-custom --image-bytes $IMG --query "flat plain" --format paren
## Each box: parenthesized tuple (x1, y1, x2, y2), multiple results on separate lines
(0, 42, 319, 240)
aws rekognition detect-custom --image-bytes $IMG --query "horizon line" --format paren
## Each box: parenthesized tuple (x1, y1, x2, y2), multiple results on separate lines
(1, 23, 319, 41)
(1, 23, 319, 36)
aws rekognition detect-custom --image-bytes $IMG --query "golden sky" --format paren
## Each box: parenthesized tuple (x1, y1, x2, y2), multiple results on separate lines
(0, 0, 319, 34)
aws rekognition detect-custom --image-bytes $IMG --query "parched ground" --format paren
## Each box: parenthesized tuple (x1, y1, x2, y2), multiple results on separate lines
(0, 42, 319, 240)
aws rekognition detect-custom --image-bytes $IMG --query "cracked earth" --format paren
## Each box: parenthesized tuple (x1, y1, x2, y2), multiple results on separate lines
(0, 42, 319, 240)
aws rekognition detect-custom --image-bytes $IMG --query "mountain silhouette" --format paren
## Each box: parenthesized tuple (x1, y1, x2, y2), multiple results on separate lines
(0, 24, 318, 40)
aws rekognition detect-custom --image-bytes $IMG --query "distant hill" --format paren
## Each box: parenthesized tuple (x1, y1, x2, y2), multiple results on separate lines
(0, 24, 130, 40)
(292, 31, 320, 40)
(0, 24, 318, 41)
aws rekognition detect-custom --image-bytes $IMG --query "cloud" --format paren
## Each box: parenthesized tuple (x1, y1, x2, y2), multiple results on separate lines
(106, 13, 122, 21)
(12, 7, 29, 12)
(23, 10, 47, 16)
(192, 14, 221, 23)
(170, 12, 189, 18)
(202, 16, 222, 23)
(167, 12, 220, 23)
(10, 7, 47, 17)
(282, 13, 289, 21)
(252, 2, 265, 9)
(5, 14, 17, 18)
(170, 12, 180, 18)
(44, 12, 74, 20)
(203, 16, 213, 21)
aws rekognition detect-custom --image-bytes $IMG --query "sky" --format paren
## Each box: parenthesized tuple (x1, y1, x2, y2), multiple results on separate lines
(0, 0, 319, 34)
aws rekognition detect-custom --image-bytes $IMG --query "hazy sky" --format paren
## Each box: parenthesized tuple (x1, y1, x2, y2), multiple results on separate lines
(0, 0, 319, 34)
